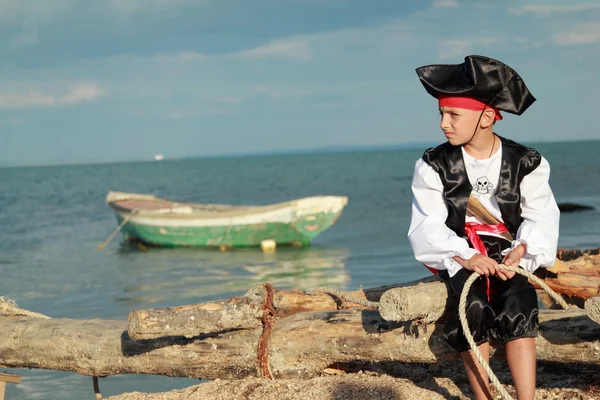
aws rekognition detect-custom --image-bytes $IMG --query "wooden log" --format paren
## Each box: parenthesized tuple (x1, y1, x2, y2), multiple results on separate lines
(381, 257, 600, 323)
(557, 248, 600, 262)
(0, 308, 598, 380)
(126, 253, 599, 340)
(127, 284, 268, 340)
(380, 277, 600, 323)
(378, 280, 448, 323)
(531, 273, 600, 300)
(585, 297, 600, 325)
(126, 279, 434, 340)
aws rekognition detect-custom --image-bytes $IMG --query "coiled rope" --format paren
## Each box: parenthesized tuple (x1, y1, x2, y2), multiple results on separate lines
(458, 264, 570, 400)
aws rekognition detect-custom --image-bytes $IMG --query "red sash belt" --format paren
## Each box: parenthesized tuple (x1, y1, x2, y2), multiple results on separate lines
(424, 222, 509, 301)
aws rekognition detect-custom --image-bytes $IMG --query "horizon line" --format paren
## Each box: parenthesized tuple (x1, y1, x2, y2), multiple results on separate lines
(2, 138, 599, 169)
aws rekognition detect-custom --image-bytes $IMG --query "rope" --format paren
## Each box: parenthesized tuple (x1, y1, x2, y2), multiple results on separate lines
(311, 265, 571, 400)
(458, 264, 570, 400)
(257, 283, 276, 379)
(0, 296, 51, 319)
(97, 210, 139, 250)
(309, 287, 380, 309)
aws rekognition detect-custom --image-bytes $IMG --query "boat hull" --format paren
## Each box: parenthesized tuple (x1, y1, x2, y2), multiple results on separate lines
(115, 213, 342, 247)
(107, 192, 348, 248)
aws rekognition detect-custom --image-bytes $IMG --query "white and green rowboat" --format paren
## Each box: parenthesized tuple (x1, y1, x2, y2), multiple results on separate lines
(105, 191, 348, 248)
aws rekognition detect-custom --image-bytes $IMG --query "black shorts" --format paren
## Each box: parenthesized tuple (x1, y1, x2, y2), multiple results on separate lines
(438, 235, 539, 352)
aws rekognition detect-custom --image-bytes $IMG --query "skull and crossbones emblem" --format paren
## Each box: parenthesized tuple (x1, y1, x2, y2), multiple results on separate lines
(474, 176, 494, 194)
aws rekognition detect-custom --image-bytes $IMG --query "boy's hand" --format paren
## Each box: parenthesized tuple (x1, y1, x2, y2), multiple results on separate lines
(500, 244, 526, 279)
(462, 254, 503, 278)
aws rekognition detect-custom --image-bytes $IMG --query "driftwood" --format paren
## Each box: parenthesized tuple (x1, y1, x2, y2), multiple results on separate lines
(557, 248, 600, 262)
(125, 279, 430, 341)
(586, 297, 600, 325)
(127, 254, 600, 340)
(0, 306, 599, 381)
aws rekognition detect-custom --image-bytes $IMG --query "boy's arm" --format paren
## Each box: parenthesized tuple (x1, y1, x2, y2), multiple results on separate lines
(407, 159, 479, 277)
(514, 156, 560, 273)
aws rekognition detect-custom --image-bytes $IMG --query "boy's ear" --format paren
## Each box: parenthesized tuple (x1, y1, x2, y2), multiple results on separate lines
(480, 108, 497, 128)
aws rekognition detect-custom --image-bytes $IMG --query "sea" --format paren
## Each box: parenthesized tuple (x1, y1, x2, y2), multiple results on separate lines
(1, 140, 599, 399)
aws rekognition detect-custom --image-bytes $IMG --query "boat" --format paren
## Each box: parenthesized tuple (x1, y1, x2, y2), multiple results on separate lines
(153, 154, 164, 161)
(104, 191, 348, 248)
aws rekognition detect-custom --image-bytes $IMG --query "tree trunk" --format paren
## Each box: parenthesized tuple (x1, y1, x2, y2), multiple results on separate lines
(585, 297, 600, 325)
(127, 255, 600, 340)
(126, 279, 432, 341)
(0, 308, 598, 380)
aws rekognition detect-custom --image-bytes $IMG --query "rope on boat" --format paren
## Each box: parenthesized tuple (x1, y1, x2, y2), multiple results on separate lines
(458, 264, 570, 400)
(308, 287, 380, 309)
(97, 209, 139, 250)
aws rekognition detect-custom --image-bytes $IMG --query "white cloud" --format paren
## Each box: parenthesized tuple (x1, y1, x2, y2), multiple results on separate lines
(62, 83, 102, 103)
(0, 0, 203, 28)
(432, 0, 459, 8)
(237, 40, 312, 61)
(158, 40, 312, 63)
(0, 83, 102, 109)
(509, 4, 600, 16)
(552, 21, 600, 45)
(438, 38, 499, 60)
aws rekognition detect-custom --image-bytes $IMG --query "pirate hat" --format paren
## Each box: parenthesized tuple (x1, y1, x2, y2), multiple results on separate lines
(415, 55, 536, 116)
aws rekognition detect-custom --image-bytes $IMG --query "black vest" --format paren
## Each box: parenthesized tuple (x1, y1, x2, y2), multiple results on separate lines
(422, 136, 541, 240)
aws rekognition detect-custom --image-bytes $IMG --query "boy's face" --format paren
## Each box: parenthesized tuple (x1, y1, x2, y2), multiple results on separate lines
(439, 106, 482, 146)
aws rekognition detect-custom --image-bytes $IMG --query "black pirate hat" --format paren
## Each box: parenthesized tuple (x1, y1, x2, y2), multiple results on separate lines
(415, 55, 536, 115)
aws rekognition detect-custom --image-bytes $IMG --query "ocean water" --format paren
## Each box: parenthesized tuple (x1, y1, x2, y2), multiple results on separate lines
(1, 140, 599, 399)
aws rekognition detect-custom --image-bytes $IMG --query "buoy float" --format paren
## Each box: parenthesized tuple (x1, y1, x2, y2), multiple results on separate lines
(261, 239, 276, 253)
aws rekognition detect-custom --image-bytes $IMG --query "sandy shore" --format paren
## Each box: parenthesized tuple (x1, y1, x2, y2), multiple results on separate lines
(107, 360, 600, 400)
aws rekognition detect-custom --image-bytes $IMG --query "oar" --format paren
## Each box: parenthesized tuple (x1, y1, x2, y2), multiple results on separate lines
(97, 210, 139, 250)
(467, 196, 569, 273)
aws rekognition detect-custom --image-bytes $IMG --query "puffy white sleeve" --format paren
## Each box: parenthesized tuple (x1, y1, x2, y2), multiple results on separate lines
(407, 158, 479, 277)
(515, 156, 560, 272)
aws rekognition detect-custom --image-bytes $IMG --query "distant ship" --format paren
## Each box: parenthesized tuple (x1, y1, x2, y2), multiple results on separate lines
(153, 154, 165, 161)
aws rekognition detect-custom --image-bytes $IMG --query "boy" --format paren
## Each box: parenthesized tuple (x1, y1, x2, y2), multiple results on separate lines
(407, 55, 560, 400)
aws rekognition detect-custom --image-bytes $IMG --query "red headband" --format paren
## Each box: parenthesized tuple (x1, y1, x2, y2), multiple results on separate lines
(438, 95, 503, 121)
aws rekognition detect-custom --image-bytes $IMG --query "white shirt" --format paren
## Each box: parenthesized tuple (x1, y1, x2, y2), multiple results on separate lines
(407, 144, 560, 277)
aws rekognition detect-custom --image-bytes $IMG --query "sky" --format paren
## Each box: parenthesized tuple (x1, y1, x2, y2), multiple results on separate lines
(1, 0, 600, 166)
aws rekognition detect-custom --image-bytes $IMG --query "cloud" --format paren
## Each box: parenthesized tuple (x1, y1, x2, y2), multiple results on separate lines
(0, 83, 102, 109)
(438, 38, 499, 60)
(552, 21, 600, 45)
(432, 0, 459, 8)
(159, 40, 312, 63)
(62, 83, 102, 103)
(237, 40, 312, 61)
(509, 4, 600, 16)
(0, 0, 203, 27)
